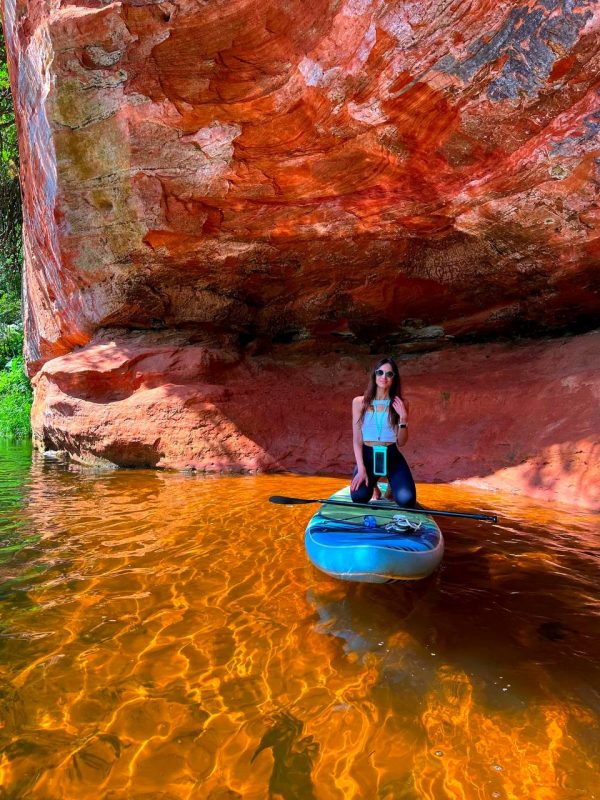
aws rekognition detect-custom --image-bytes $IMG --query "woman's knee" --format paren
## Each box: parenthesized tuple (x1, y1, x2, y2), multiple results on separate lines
(388, 455, 416, 507)
(392, 483, 416, 508)
(351, 486, 373, 504)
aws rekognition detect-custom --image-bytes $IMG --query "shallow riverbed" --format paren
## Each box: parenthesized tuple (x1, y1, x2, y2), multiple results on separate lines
(0, 440, 599, 799)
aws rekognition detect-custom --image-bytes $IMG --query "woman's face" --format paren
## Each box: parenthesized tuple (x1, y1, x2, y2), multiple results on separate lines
(374, 362, 394, 392)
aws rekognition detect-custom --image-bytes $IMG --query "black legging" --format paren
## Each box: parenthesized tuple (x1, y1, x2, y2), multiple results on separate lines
(351, 444, 417, 507)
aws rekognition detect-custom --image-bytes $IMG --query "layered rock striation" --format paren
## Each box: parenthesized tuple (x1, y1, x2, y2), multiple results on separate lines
(3, 0, 599, 507)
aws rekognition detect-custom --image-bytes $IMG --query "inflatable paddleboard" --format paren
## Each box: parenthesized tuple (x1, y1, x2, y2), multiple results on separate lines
(305, 485, 444, 583)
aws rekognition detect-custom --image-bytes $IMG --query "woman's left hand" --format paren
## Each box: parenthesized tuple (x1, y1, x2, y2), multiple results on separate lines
(392, 396, 408, 423)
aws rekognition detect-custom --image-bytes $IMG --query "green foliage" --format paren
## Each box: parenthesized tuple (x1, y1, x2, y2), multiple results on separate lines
(0, 21, 22, 296)
(0, 308, 29, 440)
(0, 354, 31, 439)
(0, 319, 22, 361)
(0, 287, 20, 323)
(0, 20, 29, 440)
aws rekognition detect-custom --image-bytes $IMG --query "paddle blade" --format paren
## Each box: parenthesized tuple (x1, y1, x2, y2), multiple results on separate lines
(269, 495, 316, 505)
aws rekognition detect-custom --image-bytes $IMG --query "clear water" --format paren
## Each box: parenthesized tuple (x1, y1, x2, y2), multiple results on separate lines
(0, 440, 599, 799)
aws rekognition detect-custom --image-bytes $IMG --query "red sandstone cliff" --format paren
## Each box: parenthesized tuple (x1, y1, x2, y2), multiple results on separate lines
(2, 0, 599, 507)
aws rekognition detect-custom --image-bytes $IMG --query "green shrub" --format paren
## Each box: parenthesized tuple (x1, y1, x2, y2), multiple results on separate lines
(0, 288, 20, 323)
(1, 26, 23, 296)
(0, 286, 24, 362)
(0, 354, 32, 438)
(0, 28, 29, 439)
(0, 321, 23, 362)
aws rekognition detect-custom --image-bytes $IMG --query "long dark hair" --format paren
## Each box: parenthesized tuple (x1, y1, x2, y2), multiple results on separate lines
(359, 357, 403, 428)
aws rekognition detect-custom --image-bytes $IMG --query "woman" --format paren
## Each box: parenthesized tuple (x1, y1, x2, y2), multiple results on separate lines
(350, 357, 417, 507)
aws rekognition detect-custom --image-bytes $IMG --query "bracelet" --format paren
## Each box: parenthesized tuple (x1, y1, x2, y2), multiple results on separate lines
(398, 423, 408, 429)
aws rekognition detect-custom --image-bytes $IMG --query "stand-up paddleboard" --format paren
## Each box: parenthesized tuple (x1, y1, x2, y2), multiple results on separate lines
(305, 485, 444, 583)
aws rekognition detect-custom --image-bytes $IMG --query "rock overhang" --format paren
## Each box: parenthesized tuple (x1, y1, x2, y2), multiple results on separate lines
(2, 0, 599, 372)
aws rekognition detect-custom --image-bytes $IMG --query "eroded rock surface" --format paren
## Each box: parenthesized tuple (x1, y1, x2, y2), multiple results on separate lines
(3, 0, 599, 506)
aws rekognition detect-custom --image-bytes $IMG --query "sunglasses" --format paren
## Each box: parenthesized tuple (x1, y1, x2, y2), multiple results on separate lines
(375, 369, 394, 378)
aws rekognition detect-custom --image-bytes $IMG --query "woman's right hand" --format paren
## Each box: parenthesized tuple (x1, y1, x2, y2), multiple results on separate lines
(351, 466, 368, 492)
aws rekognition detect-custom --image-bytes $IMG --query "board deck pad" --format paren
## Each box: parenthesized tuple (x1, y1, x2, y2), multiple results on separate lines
(304, 485, 444, 582)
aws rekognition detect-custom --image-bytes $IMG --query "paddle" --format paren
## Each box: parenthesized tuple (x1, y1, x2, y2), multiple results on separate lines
(269, 495, 497, 523)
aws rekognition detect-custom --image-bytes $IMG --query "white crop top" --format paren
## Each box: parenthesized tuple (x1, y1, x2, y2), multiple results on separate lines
(361, 400, 396, 442)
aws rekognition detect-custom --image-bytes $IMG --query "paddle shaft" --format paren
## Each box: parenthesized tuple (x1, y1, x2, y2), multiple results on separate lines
(269, 495, 497, 523)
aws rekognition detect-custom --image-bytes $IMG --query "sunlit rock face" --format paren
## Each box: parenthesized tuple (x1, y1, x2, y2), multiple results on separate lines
(3, 0, 600, 506)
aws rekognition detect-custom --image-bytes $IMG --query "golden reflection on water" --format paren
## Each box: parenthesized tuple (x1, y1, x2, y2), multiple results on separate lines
(0, 442, 599, 799)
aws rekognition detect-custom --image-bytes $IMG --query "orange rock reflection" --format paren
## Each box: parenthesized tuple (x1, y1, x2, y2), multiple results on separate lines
(0, 448, 598, 798)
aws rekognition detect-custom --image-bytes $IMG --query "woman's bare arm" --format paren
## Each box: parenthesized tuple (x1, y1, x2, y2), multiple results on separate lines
(393, 397, 409, 447)
(352, 396, 365, 468)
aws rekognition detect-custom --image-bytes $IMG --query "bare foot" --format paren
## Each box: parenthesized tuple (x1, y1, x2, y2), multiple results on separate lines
(372, 484, 382, 501)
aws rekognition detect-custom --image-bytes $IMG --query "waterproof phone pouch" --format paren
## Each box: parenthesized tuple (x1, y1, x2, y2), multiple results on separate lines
(372, 445, 388, 476)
